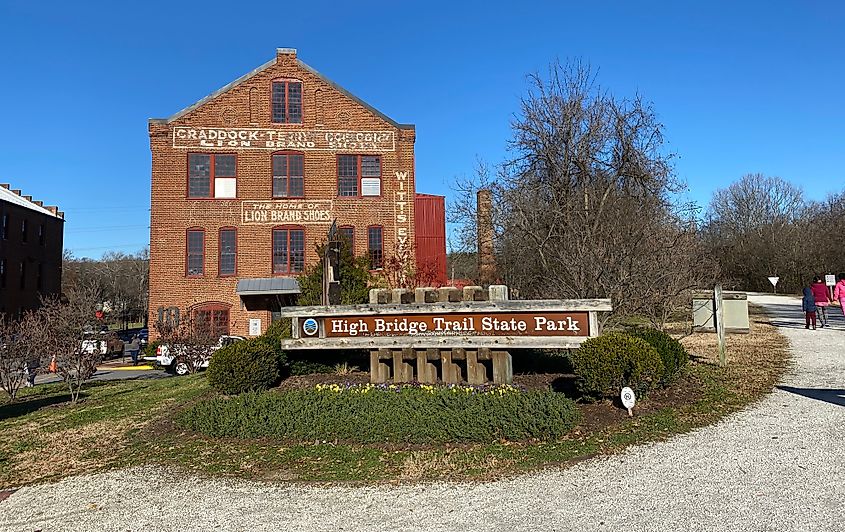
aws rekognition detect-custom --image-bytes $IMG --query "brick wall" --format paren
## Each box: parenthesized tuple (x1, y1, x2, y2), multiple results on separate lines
(148, 49, 417, 338)
(0, 191, 64, 317)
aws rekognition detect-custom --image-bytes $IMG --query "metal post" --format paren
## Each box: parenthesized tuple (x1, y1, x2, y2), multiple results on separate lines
(714, 284, 726, 367)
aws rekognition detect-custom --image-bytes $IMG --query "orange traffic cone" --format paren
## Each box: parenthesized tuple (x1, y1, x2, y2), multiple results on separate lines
(48, 356, 57, 373)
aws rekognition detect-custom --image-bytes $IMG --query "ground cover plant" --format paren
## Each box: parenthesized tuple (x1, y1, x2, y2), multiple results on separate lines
(0, 306, 789, 486)
(179, 383, 580, 444)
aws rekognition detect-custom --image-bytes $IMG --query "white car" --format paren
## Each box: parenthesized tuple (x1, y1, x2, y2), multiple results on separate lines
(144, 335, 244, 376)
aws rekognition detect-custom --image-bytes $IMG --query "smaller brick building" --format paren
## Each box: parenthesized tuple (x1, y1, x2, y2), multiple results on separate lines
(0, 184, 64, 317)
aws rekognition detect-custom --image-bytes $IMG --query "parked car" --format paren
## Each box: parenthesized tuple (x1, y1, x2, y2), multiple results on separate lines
(143, 335, 244, 376)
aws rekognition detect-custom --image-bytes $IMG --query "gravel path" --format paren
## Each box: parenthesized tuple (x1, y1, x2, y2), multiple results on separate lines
(2, 294, 844, 531)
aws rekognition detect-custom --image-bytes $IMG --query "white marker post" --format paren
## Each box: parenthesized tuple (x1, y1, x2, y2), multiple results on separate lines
(714, 284, 726, 367)
(768, 276, 780, 294)
(621, 387, 636, 417)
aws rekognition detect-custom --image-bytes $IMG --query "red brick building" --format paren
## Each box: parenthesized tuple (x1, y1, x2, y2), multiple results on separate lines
(0, 184, 64, 318)
(148, 48, 446, 338)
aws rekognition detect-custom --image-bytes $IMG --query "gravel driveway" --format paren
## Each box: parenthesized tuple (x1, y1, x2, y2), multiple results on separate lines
(2, 294, 844, 531)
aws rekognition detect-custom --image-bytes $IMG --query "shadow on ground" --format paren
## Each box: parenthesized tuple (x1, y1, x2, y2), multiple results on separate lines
(777, 386, 845, 408)
(0, 393, 74, 421)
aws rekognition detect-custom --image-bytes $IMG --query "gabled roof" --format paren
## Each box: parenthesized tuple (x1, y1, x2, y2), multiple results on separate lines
(149, 48, 414, 130)
(0, 185, 63, 219)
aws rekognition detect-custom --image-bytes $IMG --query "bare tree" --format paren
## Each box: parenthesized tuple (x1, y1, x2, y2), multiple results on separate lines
(37, 287, 103, 403)
(0, 312, 45, 402)
(154, 315, 218, 375)
(703, 174, 808, 292)
(451, 60, 716, 327)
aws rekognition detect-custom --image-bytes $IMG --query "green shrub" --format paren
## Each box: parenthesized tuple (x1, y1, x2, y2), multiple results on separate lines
(628, 328, 688, 383)
(570, 333, 663, 399)
(141, 340, 160, 359)
(289, 359, 334, 375)
(206, 339, 280, 395)
(179, 384, 580, 444)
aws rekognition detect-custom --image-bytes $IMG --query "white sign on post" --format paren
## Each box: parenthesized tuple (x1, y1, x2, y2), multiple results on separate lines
(768, 276, 780, 293)
(825, 274, 836, 287)
(249, 318, 262, 337)
(621, 387, 636, 417)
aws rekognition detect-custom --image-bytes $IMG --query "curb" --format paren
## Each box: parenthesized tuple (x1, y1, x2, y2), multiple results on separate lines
(109, 365, 154, 371)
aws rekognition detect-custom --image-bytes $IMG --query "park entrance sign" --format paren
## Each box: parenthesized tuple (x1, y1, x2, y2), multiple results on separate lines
(278, 288, 612, 385)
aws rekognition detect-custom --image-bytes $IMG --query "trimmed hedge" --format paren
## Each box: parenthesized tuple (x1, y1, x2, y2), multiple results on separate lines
(179, 385, 580, 443)
(570, 333, 663, 399)
(206, 339, 280, 395)
(628, 328, 689, 383)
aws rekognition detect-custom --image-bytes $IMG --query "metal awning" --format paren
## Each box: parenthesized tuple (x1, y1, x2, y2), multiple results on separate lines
(236, 278, 301, 296)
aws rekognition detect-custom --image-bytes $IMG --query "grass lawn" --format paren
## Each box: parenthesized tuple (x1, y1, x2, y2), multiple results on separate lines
(0, 306, 789, 487)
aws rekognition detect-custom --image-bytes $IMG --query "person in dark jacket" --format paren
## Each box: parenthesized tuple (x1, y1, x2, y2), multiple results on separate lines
(810, 276, 831, 327)
(802, 286, 817, 330)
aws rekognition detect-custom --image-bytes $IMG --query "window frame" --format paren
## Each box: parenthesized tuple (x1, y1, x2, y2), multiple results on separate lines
(19, 261, 25, 289)
(0, 258, 6, 289)
(186, 152, 237, 199)
(336, 154, 382, 198)
(339, 225, 355, 254)
(270, 79, 304, 125)
(271, 151, 306, 198)
(2, 213, 9, 240)
(218, 227, 237, 278)
(21, 219, 28, 243)
(38, 224, 45, 246)
(191, 302, 231, 338)
(185, 227, 206, 278)
(271, 225, 306, 275)
(367, 225, 384, 270)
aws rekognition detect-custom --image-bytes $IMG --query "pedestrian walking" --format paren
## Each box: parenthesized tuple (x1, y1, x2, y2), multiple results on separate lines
(24, 355, 40, 387)
(127, 335, 141, 366)
(811, 276, 831, 327)
(802, 286, 817, 330)
(834, 273, 845, 318)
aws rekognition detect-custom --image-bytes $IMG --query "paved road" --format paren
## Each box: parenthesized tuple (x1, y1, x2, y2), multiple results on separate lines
(34, 364, 171, 386)
(1, 294, 844, 531)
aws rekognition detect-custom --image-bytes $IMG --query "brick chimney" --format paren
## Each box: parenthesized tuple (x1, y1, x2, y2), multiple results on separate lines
(477, 189, 496, 286)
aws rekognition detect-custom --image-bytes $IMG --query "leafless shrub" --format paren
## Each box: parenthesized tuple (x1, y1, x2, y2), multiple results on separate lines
(154, 314, 218, 375)
(0, 311, 45, 402)
(37, 286, 103, 403)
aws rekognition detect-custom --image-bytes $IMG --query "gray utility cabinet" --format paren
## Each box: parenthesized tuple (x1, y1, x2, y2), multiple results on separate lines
(692, 291, 750, 333)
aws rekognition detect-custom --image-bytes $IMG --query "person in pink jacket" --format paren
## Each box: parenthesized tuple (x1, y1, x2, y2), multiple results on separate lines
(811, 276, 831, 327)
(834, 274, 845, 318)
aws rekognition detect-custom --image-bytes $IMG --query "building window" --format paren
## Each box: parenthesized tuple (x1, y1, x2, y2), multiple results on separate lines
(219, 228, 237, 276)
(36, 263, 43, 292)
(186, 229, 205, 277)
(21, 219, 28, 243)
(1, 213, 8, 240)
(339, 226, 355, 253)
(193, 304, 230, 338)
(38, 224, 45, 246)
(272, 227, 305, 274)
(272, 153, 305, 197)
(188, 153, 236, 198)
(0, 259, 6, 288)
(337, 155, 381, 197)
(19, 261, 25, 289)
(271, 80, 303, 124)
(368, 226, 383, 269)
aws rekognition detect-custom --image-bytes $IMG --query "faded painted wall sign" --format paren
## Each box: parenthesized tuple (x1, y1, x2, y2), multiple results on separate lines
(172, 127, 395, 152)
(242, 200, 334, 224)
(308, 311, 590, 339)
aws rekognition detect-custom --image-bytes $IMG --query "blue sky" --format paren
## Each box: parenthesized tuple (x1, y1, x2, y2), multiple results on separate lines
(0, 0, 842, 258)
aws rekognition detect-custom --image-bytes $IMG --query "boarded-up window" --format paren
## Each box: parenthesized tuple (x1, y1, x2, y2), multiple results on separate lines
(188, 153, 236, 198)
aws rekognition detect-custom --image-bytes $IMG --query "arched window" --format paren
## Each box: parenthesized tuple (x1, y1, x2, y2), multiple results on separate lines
(192, 302, 230, 338)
